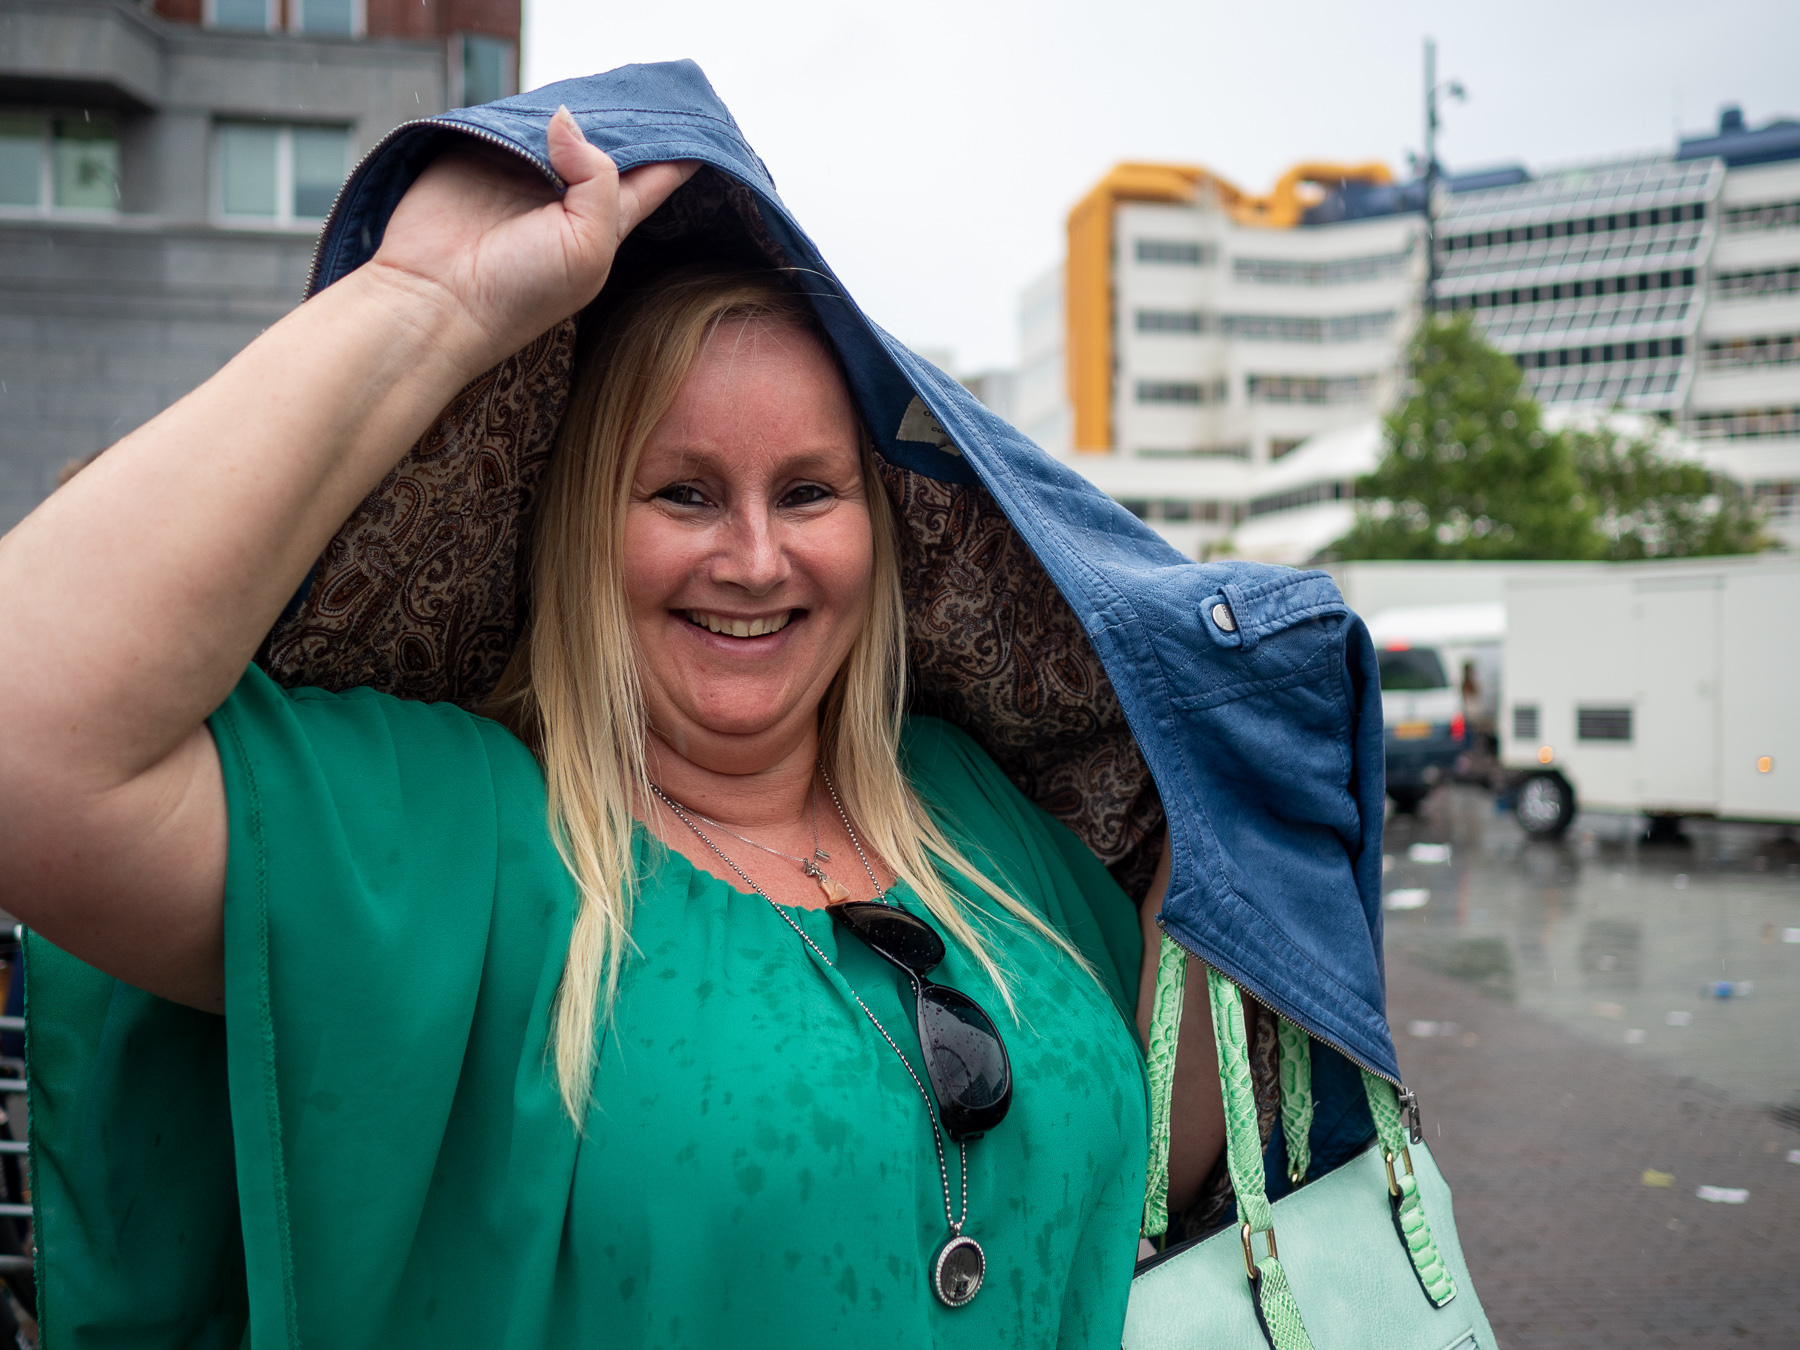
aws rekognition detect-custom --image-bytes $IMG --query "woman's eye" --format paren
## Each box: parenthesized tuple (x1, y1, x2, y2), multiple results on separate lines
(655, 484, 711, 508)
(782, 484, 833, 508)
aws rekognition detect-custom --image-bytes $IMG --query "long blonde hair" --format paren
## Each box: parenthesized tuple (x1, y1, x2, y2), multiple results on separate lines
(494, 265, 1089, 1122)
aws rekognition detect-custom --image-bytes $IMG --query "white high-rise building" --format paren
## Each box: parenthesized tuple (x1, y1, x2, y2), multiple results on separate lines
(1024, 108, 1800, 560)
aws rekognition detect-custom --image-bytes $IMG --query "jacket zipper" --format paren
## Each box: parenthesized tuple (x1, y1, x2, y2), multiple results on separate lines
(1156, 918, 1403, 1091)
(304, 119, 564, 298)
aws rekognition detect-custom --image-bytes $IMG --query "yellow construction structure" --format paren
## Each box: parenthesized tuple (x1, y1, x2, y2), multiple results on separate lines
(1066, 160, 1394, 452)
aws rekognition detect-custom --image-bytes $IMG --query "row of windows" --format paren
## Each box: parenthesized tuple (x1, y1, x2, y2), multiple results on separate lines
(1442, 201, 1707, 253)
(1246, 373, 1376, 405)
(1134, 239, 1217, 266)
(1688, 406, 1800, 440)
(1714, 266, 1800, 300)
(1133, 309, 1397, 343)
(1527, 365, 1682, 407)
(1721, 199, 1800, 233)
(1118, 499, 1239, 523)
(1134, 375, 1379, 408)
(1514, 338, 1686, 370)
(1441, 268, 1697, 312)
(208, 0, 363, 37)
(1246, 480, 1350, 519)
(1135, 378, 1229, 406)
(1703, 333, 1800, 371)
(1232, 246, 1414, 287)
(0, 111, 348, 224)
(1134, 443, 1252, 460)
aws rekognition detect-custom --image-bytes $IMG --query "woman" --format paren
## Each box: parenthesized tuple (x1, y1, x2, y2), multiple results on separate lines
(2, 64, 1393, 1350)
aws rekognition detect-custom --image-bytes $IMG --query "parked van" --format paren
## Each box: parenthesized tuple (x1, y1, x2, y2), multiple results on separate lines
(1502, 556, 1800, 836)
(1366, 604, 1501, 810)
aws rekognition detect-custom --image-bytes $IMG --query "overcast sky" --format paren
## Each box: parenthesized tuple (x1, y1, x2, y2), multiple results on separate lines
(524, 0, 1798, 374)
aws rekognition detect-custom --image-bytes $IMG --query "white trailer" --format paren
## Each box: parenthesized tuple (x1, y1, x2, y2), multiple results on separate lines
(1501, 555, 1800, 835)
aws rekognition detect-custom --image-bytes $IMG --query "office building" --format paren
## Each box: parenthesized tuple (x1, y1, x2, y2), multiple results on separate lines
(0, 0, 520, 530)
(1025, 108, 1800, 559)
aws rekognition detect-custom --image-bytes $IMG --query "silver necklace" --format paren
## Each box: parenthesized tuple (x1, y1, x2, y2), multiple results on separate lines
(680, 785, 857, 905)
(650, 770, 987, 1309)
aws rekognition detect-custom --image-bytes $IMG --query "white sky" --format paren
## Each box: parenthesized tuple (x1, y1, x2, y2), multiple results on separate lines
(525, 0, 1799, 374)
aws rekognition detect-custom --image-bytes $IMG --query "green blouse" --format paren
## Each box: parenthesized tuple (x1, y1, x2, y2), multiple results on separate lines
(27, 665, 1148, 1349)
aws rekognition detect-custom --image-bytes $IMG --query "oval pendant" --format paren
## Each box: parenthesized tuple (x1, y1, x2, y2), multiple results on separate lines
(932, 1234, 985, 1308)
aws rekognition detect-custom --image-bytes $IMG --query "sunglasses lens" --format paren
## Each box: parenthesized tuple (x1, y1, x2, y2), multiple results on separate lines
(831, 902, 946, 974)
(916, 984, 1012, 1140)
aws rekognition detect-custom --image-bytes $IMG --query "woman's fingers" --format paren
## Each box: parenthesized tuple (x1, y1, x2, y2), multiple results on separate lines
(546, 105, 697, 248)
(618, 159, 700, 235)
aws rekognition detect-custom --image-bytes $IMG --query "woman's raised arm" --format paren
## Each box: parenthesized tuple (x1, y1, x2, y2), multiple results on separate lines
(0, 111, 693, 1011)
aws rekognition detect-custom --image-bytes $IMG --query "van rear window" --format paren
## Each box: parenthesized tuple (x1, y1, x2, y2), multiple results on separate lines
(1378, 648, 1449, 690)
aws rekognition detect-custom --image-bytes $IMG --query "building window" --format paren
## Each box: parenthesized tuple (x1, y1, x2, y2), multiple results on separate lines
(1246, 374, 1375, 405)
(1134, 239, 1213, 266)
(1233, 242, 1415, 286)
(216, 123, 350, 227)
(1269, 438, 1305, 460)
(1703, 333, 1800, 371)
(1688, 407, 1800, 440)
(1135, 378, 1228, 406)
(0, 113, 119, 212)
(1714, 265, 1800, 300)
(1722, 199, 1800, 232)
(454, 34, 519, 107)
(1135, 309, 1204, 334)
(290, 0, 364, 35)
(206, 0, 277, 30)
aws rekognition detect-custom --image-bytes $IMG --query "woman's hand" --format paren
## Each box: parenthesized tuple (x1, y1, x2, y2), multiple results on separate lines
(370, 109, 695, 374)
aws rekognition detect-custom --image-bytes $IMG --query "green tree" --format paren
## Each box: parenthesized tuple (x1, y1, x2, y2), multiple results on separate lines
(1567, 418, 1764, 559)
(1333, 313, 1597, 560)
(1329, 314, 1768, 561)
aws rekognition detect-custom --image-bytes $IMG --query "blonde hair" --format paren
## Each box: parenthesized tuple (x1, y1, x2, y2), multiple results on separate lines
(493, 266, 1089, 1122)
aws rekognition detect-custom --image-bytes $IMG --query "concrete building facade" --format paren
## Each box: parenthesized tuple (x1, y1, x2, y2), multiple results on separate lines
(0, 0, 520, 530)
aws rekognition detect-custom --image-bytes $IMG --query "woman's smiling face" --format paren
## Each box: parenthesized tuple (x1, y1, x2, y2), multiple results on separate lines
(623, 316, 873, 772)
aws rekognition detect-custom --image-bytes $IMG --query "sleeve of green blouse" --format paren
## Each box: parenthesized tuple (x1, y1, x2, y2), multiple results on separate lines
(896, 717, 1144, 1025)
(205, 664, 577, 1350)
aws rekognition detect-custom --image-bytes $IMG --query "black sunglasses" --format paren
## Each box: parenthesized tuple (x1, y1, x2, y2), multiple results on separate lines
(830, 901, 1013, 1141)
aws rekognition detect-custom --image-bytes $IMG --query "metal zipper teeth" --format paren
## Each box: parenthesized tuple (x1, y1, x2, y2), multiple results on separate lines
(1157, 918, 1403, 1090)
(303, 119, 564, 298)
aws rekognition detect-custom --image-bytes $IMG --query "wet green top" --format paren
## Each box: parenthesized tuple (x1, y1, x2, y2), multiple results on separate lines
(28, 665, 1148, 1349)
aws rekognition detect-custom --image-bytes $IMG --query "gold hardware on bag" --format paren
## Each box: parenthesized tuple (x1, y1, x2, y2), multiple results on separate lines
(1239, 1223, 1279, 1281)
(1382, 1146, 1416, 1197)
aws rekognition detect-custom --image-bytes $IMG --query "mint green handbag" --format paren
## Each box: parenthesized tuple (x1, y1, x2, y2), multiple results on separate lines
(1124, 938, 1497, 1350)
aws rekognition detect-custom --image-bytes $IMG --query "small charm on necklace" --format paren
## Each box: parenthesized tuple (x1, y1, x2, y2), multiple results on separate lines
(814, 848, 831, 861)
(818, 874, 853, 905)
(932, 1235, 984, 1307)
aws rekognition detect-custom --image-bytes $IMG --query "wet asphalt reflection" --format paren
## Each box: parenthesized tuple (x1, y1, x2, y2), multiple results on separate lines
(1380, 786, 1800, 1108)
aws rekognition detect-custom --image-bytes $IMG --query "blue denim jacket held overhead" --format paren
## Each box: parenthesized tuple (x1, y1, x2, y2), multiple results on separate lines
(309, 60, 1392, 1178)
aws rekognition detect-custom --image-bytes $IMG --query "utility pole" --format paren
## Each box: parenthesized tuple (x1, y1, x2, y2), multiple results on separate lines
(1423, 37, 1439, 316)
(1421, 37, 1464, 319)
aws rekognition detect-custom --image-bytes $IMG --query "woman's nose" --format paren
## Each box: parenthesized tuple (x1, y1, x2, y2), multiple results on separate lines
(711, 508, 790, 593)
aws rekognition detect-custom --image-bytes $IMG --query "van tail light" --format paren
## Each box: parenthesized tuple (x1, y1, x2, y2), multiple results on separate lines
(1451, 714, 1466, 742)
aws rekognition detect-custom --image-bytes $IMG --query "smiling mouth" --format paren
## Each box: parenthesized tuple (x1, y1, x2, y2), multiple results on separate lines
(684, 609, 797, 638)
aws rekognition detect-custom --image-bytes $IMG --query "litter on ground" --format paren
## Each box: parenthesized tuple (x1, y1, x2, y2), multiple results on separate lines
(1695, 1186, 1749, 1204)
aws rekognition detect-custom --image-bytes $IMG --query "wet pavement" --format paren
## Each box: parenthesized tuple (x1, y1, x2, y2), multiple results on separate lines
(1382, 786, 1800, 1348)
(1382, 786, 1800, 1109)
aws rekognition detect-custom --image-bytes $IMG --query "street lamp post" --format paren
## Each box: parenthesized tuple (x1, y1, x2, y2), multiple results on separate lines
(1421, 37, 1465, 317)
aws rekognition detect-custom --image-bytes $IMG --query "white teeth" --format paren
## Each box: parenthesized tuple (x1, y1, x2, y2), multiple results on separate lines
(687, 610, 791, 638)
